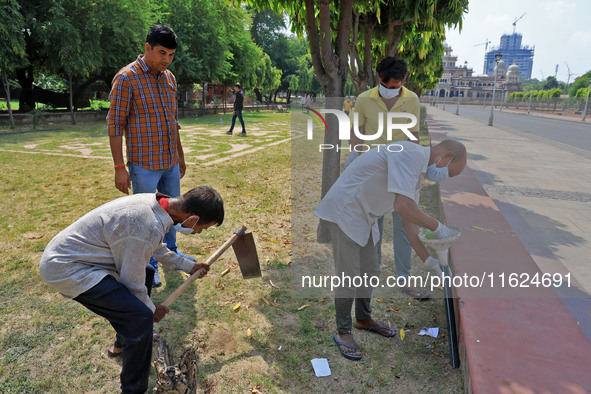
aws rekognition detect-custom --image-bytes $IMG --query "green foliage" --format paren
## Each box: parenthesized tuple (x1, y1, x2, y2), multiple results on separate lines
(0, 0, 27, 70)
(576, 87, 590, 98)
(349, 0, 469, 93)
(546, 88, 562, 98)
(166, 0, 230, 85)
(33, 74, 68, 93)
(521, 78, 542, 92)
(542, 76, 559, 90)
(507, 91, 524, 102)
(11, 0, 153, 111)
(569, 71, 591, 97)
(294, 53, 322, 94)
(249, 7, 307, 95)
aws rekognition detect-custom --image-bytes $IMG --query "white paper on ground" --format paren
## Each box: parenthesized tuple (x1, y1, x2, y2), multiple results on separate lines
(311, 358, 331, 377)
(419, 327, 439, 338)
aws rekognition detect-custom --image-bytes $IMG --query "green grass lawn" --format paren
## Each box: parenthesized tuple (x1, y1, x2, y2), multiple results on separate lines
(0, 110, 461, 393)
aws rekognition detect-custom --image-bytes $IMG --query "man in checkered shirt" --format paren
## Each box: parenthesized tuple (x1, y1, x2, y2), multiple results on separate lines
(107, 24, 188, 290)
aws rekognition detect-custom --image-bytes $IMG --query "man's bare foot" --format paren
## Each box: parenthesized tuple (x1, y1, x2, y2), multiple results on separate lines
(333, 333, 362, 360)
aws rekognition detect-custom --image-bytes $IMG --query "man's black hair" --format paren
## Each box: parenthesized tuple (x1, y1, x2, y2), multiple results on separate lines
(180, 186, 224, 226)
(235, 83, 241, 88)
(146, 24, 178, 50)
(376, 57, 408, 83)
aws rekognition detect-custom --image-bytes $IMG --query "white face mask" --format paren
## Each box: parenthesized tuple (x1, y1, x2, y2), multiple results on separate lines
(379, 84, 401, 99)
(174, 217, 197, 236)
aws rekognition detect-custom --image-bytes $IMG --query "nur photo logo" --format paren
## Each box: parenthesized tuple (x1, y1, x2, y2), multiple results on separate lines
(304, 107, 417, 152)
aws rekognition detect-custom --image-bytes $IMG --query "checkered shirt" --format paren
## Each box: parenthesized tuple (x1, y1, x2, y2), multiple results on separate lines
(107, 55, 180, 170)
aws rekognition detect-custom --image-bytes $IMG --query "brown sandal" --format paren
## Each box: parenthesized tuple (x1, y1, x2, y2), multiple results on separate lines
(107, 344, 122, 358)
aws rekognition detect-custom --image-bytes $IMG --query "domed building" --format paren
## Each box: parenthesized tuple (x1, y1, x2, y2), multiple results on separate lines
(505, 61, 522, 95)
(426, 45, 522, 102)
(495, 59, 506, 77)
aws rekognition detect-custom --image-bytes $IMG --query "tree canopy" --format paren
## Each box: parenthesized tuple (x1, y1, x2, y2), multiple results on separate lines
(244, 0, 469, 240)
(569, 71, 591, 97)
(3, 0, 283, 113)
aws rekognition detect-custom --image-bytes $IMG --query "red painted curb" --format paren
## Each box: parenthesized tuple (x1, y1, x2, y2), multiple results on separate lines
(432, 133, 591, 392)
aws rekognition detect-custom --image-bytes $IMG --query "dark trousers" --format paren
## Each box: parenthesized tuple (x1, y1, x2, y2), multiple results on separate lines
(229, 110, 245, 133)
(74, 267, 155, 394)
(330, 223, 380, 333)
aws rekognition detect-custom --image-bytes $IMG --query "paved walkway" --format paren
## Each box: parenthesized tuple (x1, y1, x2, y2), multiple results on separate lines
(427, 107, 591, 299)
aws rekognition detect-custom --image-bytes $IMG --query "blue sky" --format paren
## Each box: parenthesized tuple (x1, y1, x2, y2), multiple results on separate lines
(445, 0, 591, 83)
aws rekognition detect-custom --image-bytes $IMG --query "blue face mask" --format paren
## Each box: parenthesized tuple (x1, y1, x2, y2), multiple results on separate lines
(174, 217, 197, 236)
(378, 84, 400, 99)
(425, 156, 453, 183)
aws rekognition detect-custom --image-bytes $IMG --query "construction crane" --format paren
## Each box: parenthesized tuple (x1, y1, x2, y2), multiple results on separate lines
(474, 39, 491, 74)
(565, 62, 578, 91)
(512, 13, 526, 34)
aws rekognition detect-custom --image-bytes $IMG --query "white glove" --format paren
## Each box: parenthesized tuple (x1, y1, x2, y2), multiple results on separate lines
(344, 150, 359, 168)
(433, 221, 451, 239)
(425, 256, 443, 276)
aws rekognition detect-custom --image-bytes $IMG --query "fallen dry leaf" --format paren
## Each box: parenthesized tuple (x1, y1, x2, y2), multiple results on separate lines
(297, 304, 310, 311)
(26, 234, 46, 239)
(232, 302, 241, 311)
(471, 225, 495, 233)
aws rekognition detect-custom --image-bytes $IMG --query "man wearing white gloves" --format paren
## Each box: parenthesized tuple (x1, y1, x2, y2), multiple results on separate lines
(345, 56, 425, 297)
(315, 139, 466, 361)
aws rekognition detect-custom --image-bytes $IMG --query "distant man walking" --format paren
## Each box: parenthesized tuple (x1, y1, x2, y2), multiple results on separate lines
(107, 24, 189, 287)
(226, 83, 246, 136)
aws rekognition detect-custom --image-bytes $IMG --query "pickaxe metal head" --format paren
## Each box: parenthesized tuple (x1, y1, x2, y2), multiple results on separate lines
(231, 228, 261, 279)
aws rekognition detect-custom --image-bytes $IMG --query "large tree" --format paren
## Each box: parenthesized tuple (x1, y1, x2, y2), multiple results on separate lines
(40, 0, 103, 124)
(0, 0, 27, 125)
(12, 0, 152, 112)
(246, 0, 468, 241)
(249, 7, 308, 102)
(348, 0, 467, 94)
(165, 0, 230, 88)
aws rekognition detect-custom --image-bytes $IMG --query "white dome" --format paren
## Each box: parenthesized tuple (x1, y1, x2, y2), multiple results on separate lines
(508, 62, 520, 74)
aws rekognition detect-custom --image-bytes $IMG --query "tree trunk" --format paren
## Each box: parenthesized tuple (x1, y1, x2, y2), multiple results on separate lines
(154, 335, 198, 393)
(303, 0, 353, 243)
(16, 65, 35, 113)
(253, 88, 263, 104)
(201, 81, 206, 116)
(69, 74, 76, 125)
(1, 70, 15, 127)
(223, 86, 227, 114)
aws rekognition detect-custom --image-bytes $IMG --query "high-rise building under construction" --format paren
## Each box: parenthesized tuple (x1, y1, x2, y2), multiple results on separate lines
(484, 33, 534, 79)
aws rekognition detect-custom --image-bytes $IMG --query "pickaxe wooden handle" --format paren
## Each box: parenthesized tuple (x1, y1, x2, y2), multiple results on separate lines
(161, 225, 247, 307)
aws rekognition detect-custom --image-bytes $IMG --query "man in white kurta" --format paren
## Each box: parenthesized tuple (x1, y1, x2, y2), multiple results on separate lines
(315, 140, 466, 360)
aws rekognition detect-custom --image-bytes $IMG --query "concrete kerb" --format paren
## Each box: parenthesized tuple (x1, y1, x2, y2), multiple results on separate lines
(428, 110, 591, 392)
